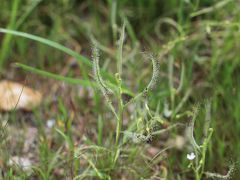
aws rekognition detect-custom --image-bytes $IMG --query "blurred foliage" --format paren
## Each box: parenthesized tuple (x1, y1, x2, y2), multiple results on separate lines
(0, 0, 240, 179)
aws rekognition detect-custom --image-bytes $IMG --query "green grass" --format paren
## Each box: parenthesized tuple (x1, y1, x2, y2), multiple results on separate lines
(0, 0, 240, 179)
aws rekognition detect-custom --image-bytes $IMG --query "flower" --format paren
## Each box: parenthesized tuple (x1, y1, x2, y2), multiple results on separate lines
(46, 119, 55, 128)
(187, 152, 196, 160)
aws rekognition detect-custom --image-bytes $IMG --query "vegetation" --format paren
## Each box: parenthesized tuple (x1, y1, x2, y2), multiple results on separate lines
(0, 0, 239, 179)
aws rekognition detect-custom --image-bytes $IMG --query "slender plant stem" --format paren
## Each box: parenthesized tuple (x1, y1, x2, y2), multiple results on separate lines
(113, 75, 123, 167)
(199, 128, 213, 179)
(115, 101, 123, 146)
(0, 0, 20, 69)
(115, 76, 123, 147)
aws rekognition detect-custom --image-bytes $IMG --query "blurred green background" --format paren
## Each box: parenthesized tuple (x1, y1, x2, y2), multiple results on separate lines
(0, 0, 240, 179)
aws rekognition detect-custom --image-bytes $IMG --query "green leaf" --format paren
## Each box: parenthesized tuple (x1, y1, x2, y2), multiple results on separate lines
(0, 28, 91, 66)
(15, 63, 96, 87)
(0, 28, 134, 95)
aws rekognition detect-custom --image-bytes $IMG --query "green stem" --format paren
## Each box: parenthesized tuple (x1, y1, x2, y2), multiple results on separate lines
(115, 103, 123, 146)
(110, 0, 117, 43)
(0, 0, 20, 69)
(195, 172, 201, 180)
(114, 75, 123, 167)
(115, 77, 123, 146)
(199, 128, 213, 179)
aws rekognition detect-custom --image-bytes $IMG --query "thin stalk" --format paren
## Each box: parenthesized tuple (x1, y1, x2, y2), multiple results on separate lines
(168, 56, 175, 114)
(195, 171, 201, 180)
(113, 68, 124, 166)
(114, 22, 125, 165)
(115, 22, 125, 146)
(117, 22, 126, 77)
(199, 128, 213, 179)
(115, 94, 123, 146)
(0, 0, 20, 69)
(110, 0, 117, 43)
(15, 0, 42, 29)
(113, 74, 123, 167)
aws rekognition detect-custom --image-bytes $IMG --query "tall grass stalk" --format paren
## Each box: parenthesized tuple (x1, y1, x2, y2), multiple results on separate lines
(115, 22, 125, 147)
(92, 24, 162, 171)
(187, 102, 235, 179)
(0, 0, 20, 69)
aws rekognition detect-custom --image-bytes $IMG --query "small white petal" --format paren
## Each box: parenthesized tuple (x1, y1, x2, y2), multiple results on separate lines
(46, 119, 55, 128)
(187, 152, 196, 160)
(164, 109, 172, 118)
(163, 102, 172, 118)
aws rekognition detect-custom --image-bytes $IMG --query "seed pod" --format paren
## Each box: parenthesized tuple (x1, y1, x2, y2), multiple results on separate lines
(147, 54, 161, 92)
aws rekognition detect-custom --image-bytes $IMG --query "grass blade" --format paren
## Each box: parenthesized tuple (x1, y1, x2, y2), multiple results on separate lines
(0, 28, 133, 94)
(0, 0, 20, 68)
(15, 63, 96, 87)
(0, 28, 91, 66)
(0, 28, 116, 81)
(15, 0, 42, 29)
